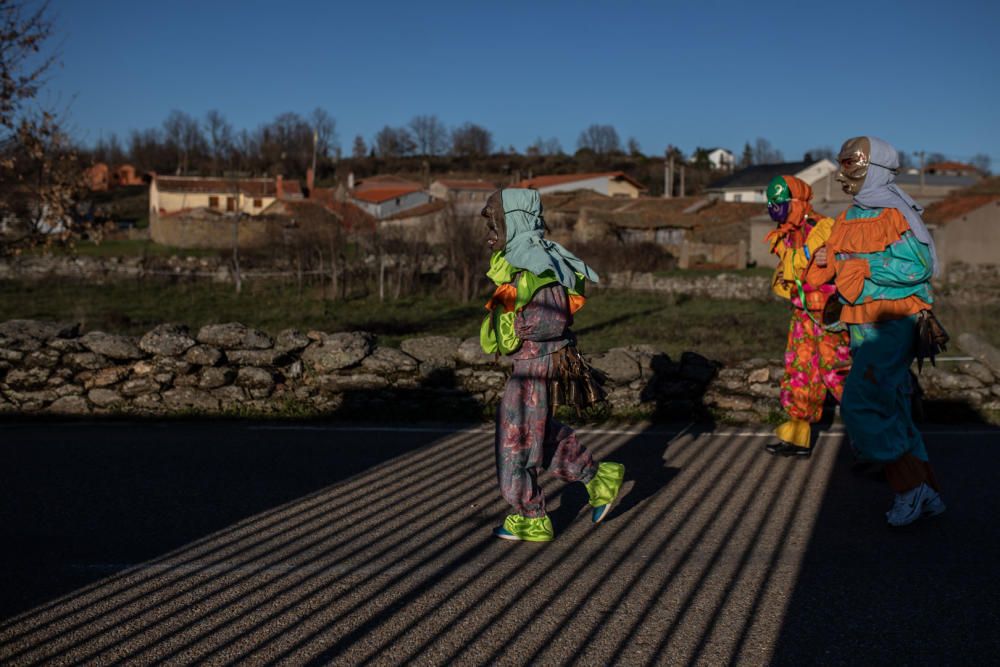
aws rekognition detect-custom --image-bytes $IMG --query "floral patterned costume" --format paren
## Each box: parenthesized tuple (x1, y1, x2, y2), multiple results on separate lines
(765, 175, 850, 451)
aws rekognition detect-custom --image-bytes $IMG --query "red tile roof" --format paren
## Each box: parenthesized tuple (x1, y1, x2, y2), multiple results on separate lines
(155, 176, 277, 197)
(925, 161, 979, 173)
(516, 171, 646, 191)
(385, 199, 448, 220)
(353, 174, 423, 192)
(279, 179, 302, 197)
(923, 194, 1000, 224)
(351, 187, 427, 204)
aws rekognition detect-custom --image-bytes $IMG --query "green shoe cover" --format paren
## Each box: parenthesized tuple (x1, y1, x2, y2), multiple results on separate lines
(498, 514, 554, 542)
(585, 462, 625, 508)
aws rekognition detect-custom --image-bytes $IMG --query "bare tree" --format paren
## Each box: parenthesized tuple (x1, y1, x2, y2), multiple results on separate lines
(1, 0, 84, 251)
(203, 109, 233, 175)
(162, 110, 203, 175)
(627, 137, 642, 157)
(970, 153, 992, 175)
(352, 134, 367, 159)
(451, 122, 493, 157)
(374, 125, 416, 158)
(577, 124, 621, 155)
(752, 137, 783, 165)
(409, 114, 449, 156)
(803, 146, 835, 161)
(310, 107, 338, 159)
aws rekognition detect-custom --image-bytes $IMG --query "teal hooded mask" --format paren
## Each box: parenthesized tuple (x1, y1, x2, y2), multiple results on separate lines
(499, 188, 599, 288)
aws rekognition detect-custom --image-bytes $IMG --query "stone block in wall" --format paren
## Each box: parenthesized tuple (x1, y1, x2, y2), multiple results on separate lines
(133, 393, 163, 411)
(361, 347, 418, 374)
(620, 345, 674, 379)
(958, 361, 995, 385)
(747, 367, 770, 384)
(4, 367, 50, 390)
(139, 323, 197, 357)
(0, 320, 78, 349)
(400, 336, 461, 367)
(199, 367, 236, 389)
(958, 332, 1000, 375)
(88, 388, 124, 408)
(236, 367, 275, 392)
(316, 373, 388, 392)
(162, 387, 220, 412)
(80, 332, 143, 360)
(54, 383, 83, 397)
(121, 376, 160, 397)
(770, 366, 784, 381)
(590, 349, 640, 384)
(152, 356, 193, 375)
(0, 348, 24, 362)
(196, 323, 273, 350)
(302, 332, 374, 372)
(457, 337, 494, 366)
(457, 369, 507, 393)
(184, 345, 223, 367)
(47, 395, 90, 415)
(275, 329, 310, 355)
(87, 366, 130, 389)
(65, 352, 109, 371)
(928, 369, 983, 391)
(226, 349, 284, 367)
(748, 383, 781, 399)
(285, 360, 303, 380)
(24, 349, 60, 369)
(173, 374, 200, 388)
(46, 337, 85, 353)
(213, 385, 248, 406)
(704, 392, 754, 412)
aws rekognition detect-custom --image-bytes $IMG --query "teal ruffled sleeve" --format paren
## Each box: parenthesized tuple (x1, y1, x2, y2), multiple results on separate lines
(853, 232, 934, 305)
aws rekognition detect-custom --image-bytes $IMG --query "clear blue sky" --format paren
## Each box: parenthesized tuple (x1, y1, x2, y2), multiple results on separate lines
(42, 0, 1000, 165)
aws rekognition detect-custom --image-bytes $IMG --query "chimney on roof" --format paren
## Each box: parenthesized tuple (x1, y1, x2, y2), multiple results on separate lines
(306, 168, 315, 195)
(276, 174, 284, 200)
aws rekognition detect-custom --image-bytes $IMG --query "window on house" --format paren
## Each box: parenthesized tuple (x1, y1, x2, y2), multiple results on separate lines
(734, 194, 742, 202)
(395, 198, 400, 205)
(226, 197, 236, 211)
(209, 196, 219, 208)
(253, 198, 262, 208)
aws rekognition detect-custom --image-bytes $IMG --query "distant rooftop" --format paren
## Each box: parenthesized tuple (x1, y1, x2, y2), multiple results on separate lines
(517, 171, 646, 191)
(706, 161, 814, 190)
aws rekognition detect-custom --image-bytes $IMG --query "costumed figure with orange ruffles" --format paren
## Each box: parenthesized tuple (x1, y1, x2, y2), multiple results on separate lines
(479, 188, 624, 543)
(763, 175, 851, 458)
(805, 136, 945, 527)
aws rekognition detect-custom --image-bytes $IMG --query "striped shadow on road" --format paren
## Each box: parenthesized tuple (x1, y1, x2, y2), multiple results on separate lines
(0, 423, 843, 665)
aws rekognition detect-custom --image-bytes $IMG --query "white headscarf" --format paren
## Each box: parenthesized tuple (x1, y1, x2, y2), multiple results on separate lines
(854, 136, 939, 275)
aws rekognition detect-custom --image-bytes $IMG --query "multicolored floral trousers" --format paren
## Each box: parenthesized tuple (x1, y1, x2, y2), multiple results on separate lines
(496, 353, 597, 518)
(779, 308, 851, 423)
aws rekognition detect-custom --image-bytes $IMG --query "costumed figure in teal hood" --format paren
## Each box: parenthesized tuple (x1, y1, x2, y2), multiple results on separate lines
(480, 188, 624, 542)
(805, 136, 945, 527)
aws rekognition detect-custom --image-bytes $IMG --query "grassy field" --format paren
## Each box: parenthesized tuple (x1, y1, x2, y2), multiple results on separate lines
(1, 279, 995, 363)
(24, 240, 218, 258)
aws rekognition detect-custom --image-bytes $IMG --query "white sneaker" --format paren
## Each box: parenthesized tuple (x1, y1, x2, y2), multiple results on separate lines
(886, 483, 945, 527)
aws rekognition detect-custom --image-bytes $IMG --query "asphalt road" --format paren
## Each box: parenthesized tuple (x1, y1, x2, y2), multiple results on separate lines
(0, 419, 998, 666)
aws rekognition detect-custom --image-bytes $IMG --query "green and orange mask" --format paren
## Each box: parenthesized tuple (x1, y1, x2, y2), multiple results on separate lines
(766, 175, 814, 227)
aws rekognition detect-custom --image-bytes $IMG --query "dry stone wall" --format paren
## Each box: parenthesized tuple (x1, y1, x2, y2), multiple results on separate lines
(1, 319, 998, 423)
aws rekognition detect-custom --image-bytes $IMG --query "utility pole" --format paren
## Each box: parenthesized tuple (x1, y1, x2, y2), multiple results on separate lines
(917, 150, 926, 194)
(679, 164, 686, 198)
(664, 147, 674, 198)
(311, 129, 318, 186)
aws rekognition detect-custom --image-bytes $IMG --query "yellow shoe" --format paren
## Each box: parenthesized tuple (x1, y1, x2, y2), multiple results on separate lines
(773, 419, 811, 448)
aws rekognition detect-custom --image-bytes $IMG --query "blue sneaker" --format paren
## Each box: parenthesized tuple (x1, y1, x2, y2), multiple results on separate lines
(585, 462, 625, 524)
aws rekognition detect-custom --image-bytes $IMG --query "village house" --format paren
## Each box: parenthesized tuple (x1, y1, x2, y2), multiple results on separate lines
(428, 179, 496, 214)
(706, 148, 735, 172)
(345, 174, 434, 220)
(83, 163, 145, 191)
(517, 171, 646, 199)
(705, 158, 838, 204)
(541, 191, 760, 268)
(924, 161, 984, 178)
(922, 177, 1000, 277)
